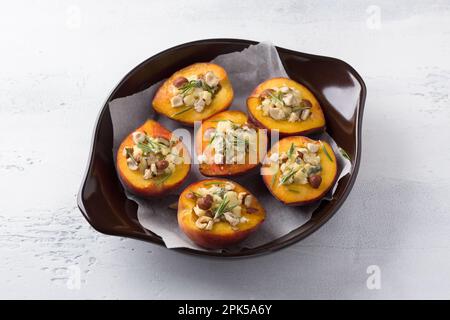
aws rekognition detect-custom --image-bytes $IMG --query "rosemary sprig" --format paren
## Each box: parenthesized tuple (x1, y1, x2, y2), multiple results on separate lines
(155, 172, 172, 185)
(271, 166, 279, 187)
(171, 106, 193, 117)
(279, 168, 299, 186)
(213, 197, 230, 219)
(203, 181, 224, 186)
(125, 148, 138, 166)
(268, 90, 284, 105)
(137, 138, 171, 157)
(320, 141, 333, 162)
(339, 147, 351, 161)
(201, 82, 215, 95)
(151, 138, 168, 148)
(137, 142, 157, 154)
(288, 188, 300, 193)
(190, 190, 202, 197)
(147, 139, 162, 150)
(291, 105, 309, 112)
(277, 91, 284, 101)
(179, 80, 202, 95)
(208, 132, 218, 145)
(213, 198, 239, 220)
(209, 119, 235, 123)
(287, 142, 295, 158)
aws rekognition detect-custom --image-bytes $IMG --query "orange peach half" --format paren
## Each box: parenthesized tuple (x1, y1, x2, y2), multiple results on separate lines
(247, 77, 326, 136)
(116, 119, 191, 197)
(177, 179, 265, 249)
(195, 110, 268, 177)
(262, 136, 337, 205)
(152, 63, 233, 126)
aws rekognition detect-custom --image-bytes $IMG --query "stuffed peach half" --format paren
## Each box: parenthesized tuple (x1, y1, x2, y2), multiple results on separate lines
(195, 110, 268, 177)
(116, 119, 191, 197)
(152, 63, 233, 126)
(262, 136, 337, 205)
(247, 77, 325, 136)
(178, 179, 265, 249)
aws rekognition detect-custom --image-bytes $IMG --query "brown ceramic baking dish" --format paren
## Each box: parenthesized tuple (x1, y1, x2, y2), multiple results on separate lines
(77, 38, 366, 258)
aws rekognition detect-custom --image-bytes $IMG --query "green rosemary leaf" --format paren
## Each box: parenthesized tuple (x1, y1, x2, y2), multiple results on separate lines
(125, 147, 133, 155)
(202, 82, 214, 95)
(146, 139, 159, 149)
(171, 106, 192, 117)
(208, 132, 218, 145)
(155, 172, 171, 185)
(279, 168, 299, 186)
(214, 198, 230, 219)
(339, 147, 351, 161)
(191, 191, 202, 197)
(288, 188, 300, 193)
(203, 181, 224, 186)
(268, 91, 284, 105)
(291, 105, 309, 112)
(271, 167, 279, 187)
(224, 204, 238, 212)
(277, 91, 284, 101)
(137, 142, 155, 154)
(179, 84, 190, 95)
(287, 143, 295, 158)
(179, 80, 201, 95)
(125, 148, 137, 165)
(321, 141, 333, 162)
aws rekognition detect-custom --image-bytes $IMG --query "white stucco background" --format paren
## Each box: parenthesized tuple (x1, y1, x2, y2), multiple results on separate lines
(1, 0, 449, 299)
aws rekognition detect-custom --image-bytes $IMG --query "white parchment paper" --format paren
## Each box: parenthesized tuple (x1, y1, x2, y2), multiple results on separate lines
(109, 42, 351, 252)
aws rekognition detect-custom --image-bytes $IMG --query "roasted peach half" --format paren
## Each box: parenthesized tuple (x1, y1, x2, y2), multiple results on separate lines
(177, 179, 265, 249)
(152, 63, 233, 126)
(262, 136, 337, 205)
(195, 110, 268, 177)
(116, 119, 191, 197)
(247, 77, 325, 136)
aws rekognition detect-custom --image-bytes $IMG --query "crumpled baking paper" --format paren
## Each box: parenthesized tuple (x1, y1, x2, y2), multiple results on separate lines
(109, 42, 351, 252)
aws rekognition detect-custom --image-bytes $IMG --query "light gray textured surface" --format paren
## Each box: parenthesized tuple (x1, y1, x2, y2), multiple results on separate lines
(1, 0, 449, 299)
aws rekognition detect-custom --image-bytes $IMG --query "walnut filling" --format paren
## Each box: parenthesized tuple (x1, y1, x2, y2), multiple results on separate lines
(270, 141, 323, 188)
(122, 131, 184, 181)
(187, 182, 255, 231)
(255, 86, 312, 122)
(170, 71, 221, 113)
(197, 120, 258, 165)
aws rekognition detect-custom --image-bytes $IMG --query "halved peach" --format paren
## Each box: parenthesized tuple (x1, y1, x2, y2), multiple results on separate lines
(247, 77, 326, 136)
(262, 136, 337, 205)
(177, 179, 265, 249)
(116, 119, 191, 197)
(152, 63, 233, 126)
(195, 110, 268, 177)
